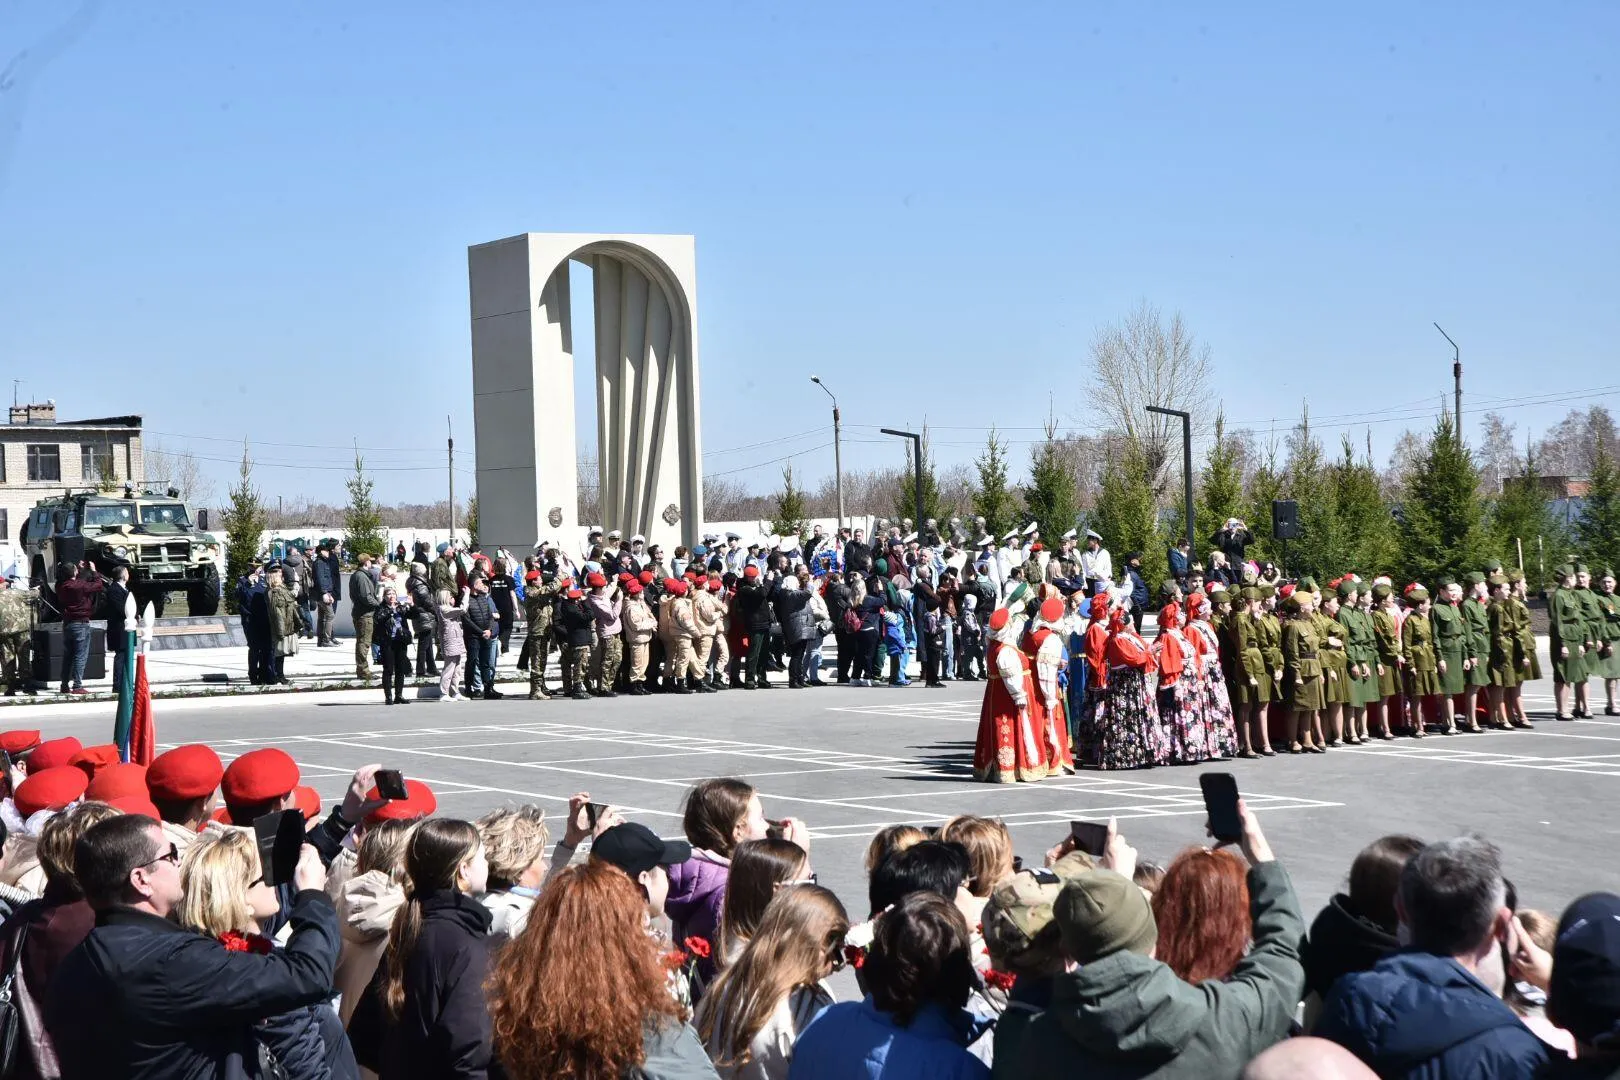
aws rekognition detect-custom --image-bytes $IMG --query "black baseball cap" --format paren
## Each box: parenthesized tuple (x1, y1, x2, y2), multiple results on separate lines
(590, 823, 691, 877)
(1550, 892, 1620, 1049)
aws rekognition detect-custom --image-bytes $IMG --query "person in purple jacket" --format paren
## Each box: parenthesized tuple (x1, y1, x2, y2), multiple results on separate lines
(665, 778, 810, 987)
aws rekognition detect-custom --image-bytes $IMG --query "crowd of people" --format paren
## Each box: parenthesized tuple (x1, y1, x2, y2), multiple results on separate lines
(0, 726, 1611, 1079)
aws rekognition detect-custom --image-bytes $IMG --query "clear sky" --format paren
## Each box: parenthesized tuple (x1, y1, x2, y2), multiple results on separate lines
(2, 1, 1615, 506)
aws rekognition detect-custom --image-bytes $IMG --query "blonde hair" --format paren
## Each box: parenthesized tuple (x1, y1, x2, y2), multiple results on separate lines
(940, 815, 1015, 898)
(178, 829, 261, 938)
(476, 805, 550, 889)
(696, 885, 848, 1069)
(357, 818, 417, 881)
(864, 825, 926, 877)
(37, 801, 121, 895)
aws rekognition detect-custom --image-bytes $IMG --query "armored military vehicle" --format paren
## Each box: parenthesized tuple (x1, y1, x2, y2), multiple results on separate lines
(20, 487, 222, 617)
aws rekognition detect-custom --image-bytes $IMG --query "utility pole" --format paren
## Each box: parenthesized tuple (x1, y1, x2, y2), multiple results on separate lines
(1434, 322, 1462, 447)
(810, 376, 844, 529)
(880, 428, 923, 532)
(447, 416, 455, 539)
(1146, 405, 1195, 558)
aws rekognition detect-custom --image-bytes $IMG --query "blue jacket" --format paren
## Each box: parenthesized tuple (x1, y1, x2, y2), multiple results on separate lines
(1315, 950, 1551, 1080)
(1127, 568, 1150, 610)
(788, 996, 990, 1080)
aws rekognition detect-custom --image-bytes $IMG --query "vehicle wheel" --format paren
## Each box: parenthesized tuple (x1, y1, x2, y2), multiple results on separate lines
(188, 565, 221, 616)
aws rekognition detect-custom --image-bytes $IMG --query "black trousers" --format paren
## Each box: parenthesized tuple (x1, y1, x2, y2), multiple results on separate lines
(247, 631, 273, 685)
(835, 630, 856, 682)
(415, 630, 438, 676)
(855, 628, 879, 679)
(745, 631, 770, 684)
(380, 639, 409, 701)
(788, 639, 809, 686)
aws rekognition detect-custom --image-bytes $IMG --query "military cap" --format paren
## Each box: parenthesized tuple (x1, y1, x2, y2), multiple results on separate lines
(1258, 584, 1275, 600)
(1372, 583, 1392, 601)
(1465, 571, 1487, 586)
(1576, 563, 1590, 575)
(983, 864, 1088, 973)
(27, 737, 82, 774)
(1336, 579, 1358, 600)
(1489, 572, 1509, 588)
(1436, 575, 1456, 590)
(1282, 595, 1302, 614)
(86, 762, 149, 802)
(221, 748, 300, 807)
(14, 767, 88, 819)
(68, 744, 122, 780)
(147, 744, 224, 802)
(1240, 586, 1261, 602)
(1507, 568, 1525, 584)
(292, 785, 322, 821)
(1603, 568, 1617, 581)
(1298, 576, 1318, 593)
(1054, 870, 1158, 965)
(1484, 559, 1504, 573)
(1404, 584, 1429, 603)
(0, 731, 41, 756)
(364, 778, 436, 825)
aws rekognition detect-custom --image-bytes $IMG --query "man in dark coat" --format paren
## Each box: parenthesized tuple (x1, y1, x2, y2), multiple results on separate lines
(44, 813, 342, 1080)
(104, 566, 131, 698)
(1316, 836, 1550, 1079)
(244, 569, 273, 686)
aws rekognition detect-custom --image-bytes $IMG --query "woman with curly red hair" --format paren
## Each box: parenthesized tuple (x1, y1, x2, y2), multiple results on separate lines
(487, 859, 718, 1079)
(1150, 846, 1253, 985)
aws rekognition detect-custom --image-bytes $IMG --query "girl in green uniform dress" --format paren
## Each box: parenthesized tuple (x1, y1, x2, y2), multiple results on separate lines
(1371, 582, 1405, 737)
(1508, 570, 1540, 726)
(1318, 587, 1352, 746)
(1282, 592, 1325, 753)
(1487, 574, 1524, 729)
(1461, 572, 1492, 732)
(1401, 585, 1439, 738)
(1338, 579, 1378, 743)
(1595, 570, 1620, 715)
(1550, 564, 1588, 721)
(1430, 577, 1469, 735)
(1233, 587, 1273, 757)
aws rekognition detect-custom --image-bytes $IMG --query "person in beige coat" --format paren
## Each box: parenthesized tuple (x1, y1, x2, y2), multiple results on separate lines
(622, 584, 659, 696)
(334, 819, 415, 1041)
(693, 581, 726, 692)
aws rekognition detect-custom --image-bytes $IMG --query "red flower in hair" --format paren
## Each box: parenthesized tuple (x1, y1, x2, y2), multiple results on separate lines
(983, 968, 1018, 991)
(843, 944, 867, 970)
(683, 936, 712, 960)
(218, 930, 273, 955)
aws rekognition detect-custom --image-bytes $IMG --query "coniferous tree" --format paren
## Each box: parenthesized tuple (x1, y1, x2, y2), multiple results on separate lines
(1488, 442, 1566, 587)
(464, 496, 479, 547)
(1245, 437, 1286, 570)
(895, 426, 945, 526)
(1575, 435, 1620, 577)
(344, 449, 388, 561)
(772, 463, 809, 540)
(221, 441, 267, 615)
(1024, 419, 1080, 544)
(1198, 411, 1245, 547)
(972, 427, 1018, 539)
(1397, 411, 1487, 585)
(1094, 437, 1167, 588)
(1283, 406, 1341, 581)
(1329, 436, 1399, 577)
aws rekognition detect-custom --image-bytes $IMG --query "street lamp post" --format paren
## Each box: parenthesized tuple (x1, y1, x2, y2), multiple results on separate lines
(810, 376, 844, 530)
(880, 427, 923, 535)
(1434, 322, 1462, 447)
(1146, 405, 1195, 559)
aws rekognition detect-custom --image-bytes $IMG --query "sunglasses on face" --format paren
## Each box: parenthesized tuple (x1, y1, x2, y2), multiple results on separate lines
(143, 842, 181, 868)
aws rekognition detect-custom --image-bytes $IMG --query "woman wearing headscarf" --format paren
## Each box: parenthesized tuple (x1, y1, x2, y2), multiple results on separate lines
(972, 608, 1050, 783)
(1098, 607, 1169, 770)
(1185, 592, 1239, 760)
(1154, 602, 1212, 764)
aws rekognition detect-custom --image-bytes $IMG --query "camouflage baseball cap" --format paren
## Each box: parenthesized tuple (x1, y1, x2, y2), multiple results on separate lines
(982, 858, 1092, 975)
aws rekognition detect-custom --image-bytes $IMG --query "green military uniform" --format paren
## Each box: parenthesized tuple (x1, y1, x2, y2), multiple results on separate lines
(1506, 571, 1541, 681)
(1462, 573, 1492, 689)
(1259, 594, 1285, 705)
(523, 576, 563, 698)
(1338, 590, 1380, 709)
(1402, 592, 1440, 699)
(1372, 590, 1404, 699)
(1282, 601, 1324, 712)
(1234, 602, 1267, 705)
(1314, 607, 1352, 707)
(1549, 573, 1588, 685)
(1595, 580, 1620, 680)
(1430, 583, 1469, 697)
(0, 585, 38, 694)
(1488, 583, 1520, 688)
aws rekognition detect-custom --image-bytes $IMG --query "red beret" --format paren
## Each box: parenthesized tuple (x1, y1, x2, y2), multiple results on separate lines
(617, 572, 633, 583)
(988, 608, 1010, 632)
(15, 767, 88, 818)
(586, 572, 607, 589)
(661, 577, 679, 591)
(0, 731, 40, 756)
(147, 745, 224, 802)
(108, 795, 161, 819)
(70, 744, 122, 779)
(638, 571, 655, 585)
(670, 581, 688, 597)
(565, 587, 583, 600)
(365, 778, 436, 825)
(524, 570, 541, 583)
(1039, 598, 1064, 623)
(684, 569, 700, 580)
(293, 785, 322, 821)
(221, 748, 300, 807)
(743, 566, 760, 579)
(627, 583, 643, 596)
(87, 762, 149, 802)
(27, 737, 83, 774)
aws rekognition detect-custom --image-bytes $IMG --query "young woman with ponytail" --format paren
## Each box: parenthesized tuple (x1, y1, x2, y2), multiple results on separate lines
(347, 819, 492, 1079)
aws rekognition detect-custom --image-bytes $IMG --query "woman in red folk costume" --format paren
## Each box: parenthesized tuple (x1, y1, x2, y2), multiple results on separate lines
(1072, 593, 1113, 768)
(1099, 607, 1169, 770)
(973, 607, 1050, 783)
(1023, 598, 1076, 776)
(1155, 602, 1214, 764)
(1185, 593, 1239, 759)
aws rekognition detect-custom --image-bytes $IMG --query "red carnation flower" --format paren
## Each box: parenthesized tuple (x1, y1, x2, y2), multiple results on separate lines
(683, 936, 712, 960)
(843, 944, 867, 970)
(219, 930, 273, 955)
(662, 949, 688, 970)
(983, 969, 1018, 991)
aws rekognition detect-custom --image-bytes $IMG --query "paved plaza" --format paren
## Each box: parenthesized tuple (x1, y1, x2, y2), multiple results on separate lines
(13, 676, 1619, 925)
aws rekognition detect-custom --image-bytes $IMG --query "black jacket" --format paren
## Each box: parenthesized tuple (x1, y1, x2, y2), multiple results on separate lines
(407, 576, 438, 635)
(844, 540, 873, 573)
(772, 586, 816, 645)
(45, 891, 340, 1080)
(555, 599, 595, 648)
(105, 581, 131, 648)
(314, 555, 341, 601)
(1302, 893, 1401, 1003)
(737, 580, 773, 631)
(463, 593, 496, 637)
(348, 890, 498, 1080)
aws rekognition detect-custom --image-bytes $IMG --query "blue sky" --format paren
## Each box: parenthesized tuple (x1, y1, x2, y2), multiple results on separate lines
(2, 1, 1615, 505)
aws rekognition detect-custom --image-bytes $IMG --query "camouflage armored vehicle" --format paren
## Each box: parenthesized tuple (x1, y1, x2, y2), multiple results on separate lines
(20, 488, 222, 617)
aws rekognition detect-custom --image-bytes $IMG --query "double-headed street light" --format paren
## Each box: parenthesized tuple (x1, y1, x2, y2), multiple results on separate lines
(810, 376, 844, 529)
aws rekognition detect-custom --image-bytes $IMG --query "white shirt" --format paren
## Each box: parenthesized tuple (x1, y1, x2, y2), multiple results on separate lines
(1081, 546, 1113, 584)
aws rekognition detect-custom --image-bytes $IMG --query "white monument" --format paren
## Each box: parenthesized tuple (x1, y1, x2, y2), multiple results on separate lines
(468, 233, 703, 555)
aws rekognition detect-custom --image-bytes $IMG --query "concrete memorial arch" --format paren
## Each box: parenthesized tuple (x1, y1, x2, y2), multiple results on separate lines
(468, 233, 703, 554)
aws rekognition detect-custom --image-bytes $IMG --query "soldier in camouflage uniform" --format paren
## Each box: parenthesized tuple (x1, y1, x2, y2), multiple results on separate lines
(522, 568, 564, 699)
(0, 575, 38, 696)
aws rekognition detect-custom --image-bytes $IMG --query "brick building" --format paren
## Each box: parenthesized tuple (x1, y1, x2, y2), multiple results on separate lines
(0, 401, 145, 548)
